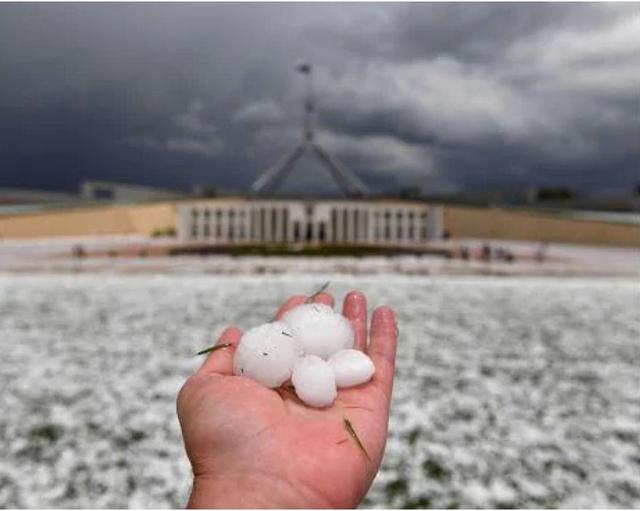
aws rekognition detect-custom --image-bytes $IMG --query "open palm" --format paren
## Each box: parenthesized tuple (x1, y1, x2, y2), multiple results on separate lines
(177, 290, 398, 508)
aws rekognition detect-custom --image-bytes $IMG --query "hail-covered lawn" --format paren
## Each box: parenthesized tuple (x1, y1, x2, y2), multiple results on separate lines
(0, 274, 638, 508)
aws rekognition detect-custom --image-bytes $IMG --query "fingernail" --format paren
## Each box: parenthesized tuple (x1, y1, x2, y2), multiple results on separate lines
(374, 306, 395, 324)
(346, 291, 364, 311)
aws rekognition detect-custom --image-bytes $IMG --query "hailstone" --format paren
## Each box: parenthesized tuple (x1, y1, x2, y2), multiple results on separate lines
(282, 303, 354, 359)
(291, 355, 337, 408)
(233, 321, 302, 388)
(328, 349, 375, 388)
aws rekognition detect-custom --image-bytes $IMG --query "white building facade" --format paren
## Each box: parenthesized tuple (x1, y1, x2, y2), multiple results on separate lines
(177, 198, 442, 247)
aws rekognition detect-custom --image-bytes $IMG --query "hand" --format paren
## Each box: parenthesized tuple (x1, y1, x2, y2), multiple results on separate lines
(177, 290, 398, 508)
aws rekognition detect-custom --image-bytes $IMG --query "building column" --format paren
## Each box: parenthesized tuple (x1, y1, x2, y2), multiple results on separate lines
(347, 208, 356, 244)
(241, 208, 249, 243)
(237, 208, 245, 243)
(428, 206, 443, 240)
(278, 207, 285, 243)
(403, 209, 410, 246)
(199, 207, 206, 241)
(371, 210, 378, 245)
(420, 211, 428, 242)
(253, 208, 258, 242)
(220, 209, 227, 244)
(389, 211, 395, 245)
(178, 207, 189, 242)
(287, 207, 294, 242)
(264, 207, 271, 243)
(361, 209, 369, 244)
(409, 209, 418, 245)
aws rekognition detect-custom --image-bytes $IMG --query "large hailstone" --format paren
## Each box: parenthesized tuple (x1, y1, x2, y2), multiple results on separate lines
(328, 349, 375, 388)
(291, 355, 337, 408)
(282, 303, 354, 359)
(233, 321, 302, 388)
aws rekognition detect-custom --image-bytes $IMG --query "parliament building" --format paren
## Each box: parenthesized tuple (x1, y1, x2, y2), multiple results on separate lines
(177, 198, 443, 247)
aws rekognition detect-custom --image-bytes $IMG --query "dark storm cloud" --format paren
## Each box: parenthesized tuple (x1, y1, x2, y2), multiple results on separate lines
(0, 3, 637, 195)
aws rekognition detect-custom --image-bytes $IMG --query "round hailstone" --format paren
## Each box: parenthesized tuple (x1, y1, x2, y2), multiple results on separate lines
(328, 349, 375, 389)
(233, 321, 302, 388)
(291, 355, 337, 408)
(282, 303, 354, 359)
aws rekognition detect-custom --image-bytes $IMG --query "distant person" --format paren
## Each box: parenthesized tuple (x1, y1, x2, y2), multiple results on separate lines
(536, 242, 548, 263)
(72, 244, 86, 258)
(481, 242, 491, 262)
(177, 291, 398, 508)
(495, 247, 515, 263)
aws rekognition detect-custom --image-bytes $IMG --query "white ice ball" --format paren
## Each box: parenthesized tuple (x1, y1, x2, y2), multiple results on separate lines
(233, 321, 302, 388)
(328, 349, 375, 389)
(282, 303, 354, 359)
(291, 355, 337, 408)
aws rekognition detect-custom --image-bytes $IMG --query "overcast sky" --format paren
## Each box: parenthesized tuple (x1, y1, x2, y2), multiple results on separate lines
(0, 3, 638, 196)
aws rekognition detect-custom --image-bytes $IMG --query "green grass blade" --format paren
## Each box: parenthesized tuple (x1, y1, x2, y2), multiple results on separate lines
(196, 342, 232, 356)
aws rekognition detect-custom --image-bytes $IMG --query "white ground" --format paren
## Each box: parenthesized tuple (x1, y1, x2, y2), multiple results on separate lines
(0, 275, 639, 508)
(1, 235, 639, 278)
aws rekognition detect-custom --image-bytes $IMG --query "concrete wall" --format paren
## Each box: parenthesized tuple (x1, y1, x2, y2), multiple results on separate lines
(442, 206, 640, 247)
(1, 199, 637, 248)
(0, 203, 176, 239)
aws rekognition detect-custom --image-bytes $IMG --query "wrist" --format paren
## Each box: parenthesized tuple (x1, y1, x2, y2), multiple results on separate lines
(188, 473, 332, 509)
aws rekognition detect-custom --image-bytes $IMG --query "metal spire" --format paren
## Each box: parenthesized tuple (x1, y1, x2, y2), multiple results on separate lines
(251, 60, 369, 197)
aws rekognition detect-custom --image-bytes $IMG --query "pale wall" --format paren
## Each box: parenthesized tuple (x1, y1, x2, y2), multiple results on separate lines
(0, 203, 176, 239)
(442, 206, 640, 247)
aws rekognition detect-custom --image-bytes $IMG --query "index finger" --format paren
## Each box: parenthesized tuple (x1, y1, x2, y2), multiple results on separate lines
(343, 290, 367, 351)
(274, 292, 335, 320)
(197, 327, 243, 375)
(367, 306, 398, 404)
(274, 295, 307, 320)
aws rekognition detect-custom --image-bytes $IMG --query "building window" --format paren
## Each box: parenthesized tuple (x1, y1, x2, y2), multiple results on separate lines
(293, 221, 301, 242)
(330, 208, 337, 243)
(260, 208, 266, 242)
(191, 209, 199, 238)
(408, 211, 415, 239)
(343, 209, 349, 242)
(203, 208, 210, 237)
(227, 210, 235, 241)
(374, 211, 380, 241)
(353, 209, 360, 241)
(271, 208, 278, 241)
(396, 211, 403, 240)
(214, 210, 222, 238)
(363, 211, 369, 243)
(318, 222, 326, 242)
(250, 209, 256, 240)
(283, 207, 289, 243)
(384, 211, 391, 240)
(239, 210, 246, 240)
(420, 212, 429, 240)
